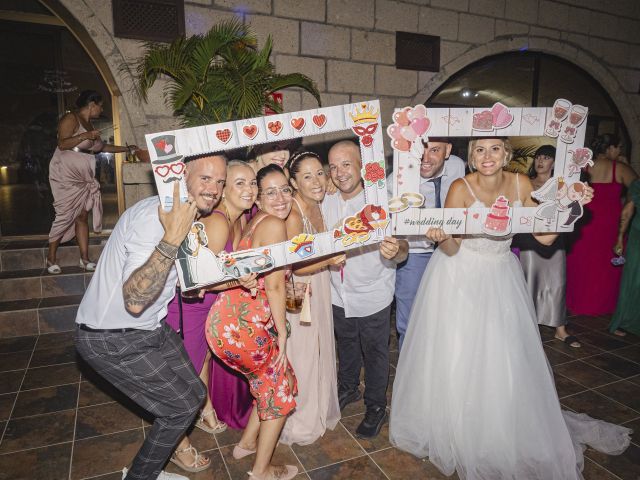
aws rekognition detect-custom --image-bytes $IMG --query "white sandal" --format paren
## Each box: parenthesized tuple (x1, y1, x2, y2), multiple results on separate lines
(170, 444, 210, 473)
(79, 258, 96, 271)
(46, 260, 61, 275)
(195, 408, 227, 434)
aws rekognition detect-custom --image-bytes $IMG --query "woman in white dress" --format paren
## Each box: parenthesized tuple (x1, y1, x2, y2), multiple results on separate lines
(390, 138, 631, 480)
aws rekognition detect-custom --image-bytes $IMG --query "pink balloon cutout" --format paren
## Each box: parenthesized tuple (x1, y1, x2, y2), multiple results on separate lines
(393, 108, 411, 126)
(400, 125, 417, 141)
(410, 117, 430, 137)
(393, 138, 411, 152)
(386, 124, 404, 140)
(407, 104, 427, 121)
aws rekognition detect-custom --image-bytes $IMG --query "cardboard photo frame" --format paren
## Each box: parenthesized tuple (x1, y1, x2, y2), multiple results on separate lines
(145, 100, 389, 291)
(388, 99, 592, 236)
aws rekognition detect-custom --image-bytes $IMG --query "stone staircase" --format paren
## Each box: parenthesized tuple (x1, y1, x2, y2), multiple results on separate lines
(0, 237, 108, 339)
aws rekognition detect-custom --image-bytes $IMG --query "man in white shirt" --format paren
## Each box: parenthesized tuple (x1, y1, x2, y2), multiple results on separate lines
(393, 139, 465, 350)
(75, 153, 227, 480)
(322, 140, 408, 439)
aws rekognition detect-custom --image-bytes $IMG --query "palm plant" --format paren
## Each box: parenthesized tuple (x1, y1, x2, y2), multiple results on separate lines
(507, 144, 540, 174)
(129, 19, 320, 126)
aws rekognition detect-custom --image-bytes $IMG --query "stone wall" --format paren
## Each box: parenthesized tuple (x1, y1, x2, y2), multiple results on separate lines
(60, 0, 640, 206)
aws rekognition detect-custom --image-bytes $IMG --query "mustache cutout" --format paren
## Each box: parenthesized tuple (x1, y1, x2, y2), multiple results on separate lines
(163, 176, 181, 184)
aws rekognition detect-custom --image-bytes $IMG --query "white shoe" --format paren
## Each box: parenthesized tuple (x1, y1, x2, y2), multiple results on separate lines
(79, 258, 96, 271)
(122, 467, 189, 480)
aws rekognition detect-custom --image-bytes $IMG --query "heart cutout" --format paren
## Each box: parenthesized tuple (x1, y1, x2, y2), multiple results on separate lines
(268, 121, 283, 135)
(215, 129, 232, 143)
(155, 165, 169, 177)
(463, 209, 468, 216)
(291, 117, 305, 131)
(164, 144, 173, 154)
(243, 125, 258, 139)
(473, 213, 480, 219)
(312, 114, 326, 128)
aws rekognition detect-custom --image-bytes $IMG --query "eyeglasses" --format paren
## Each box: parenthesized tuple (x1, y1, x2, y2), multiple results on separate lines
(260, 186, 293, 200)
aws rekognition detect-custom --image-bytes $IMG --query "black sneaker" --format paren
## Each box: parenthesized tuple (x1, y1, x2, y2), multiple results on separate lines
(338, 388, 362, 411)
(356, 406, 387, 438)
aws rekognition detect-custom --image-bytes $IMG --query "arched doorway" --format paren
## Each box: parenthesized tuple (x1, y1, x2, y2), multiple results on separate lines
(0, 0, 121, 237)
(422, 51, 630, 165)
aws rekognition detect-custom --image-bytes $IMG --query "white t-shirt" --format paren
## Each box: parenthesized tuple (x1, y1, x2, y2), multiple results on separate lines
(322, 190, 396, 317)
(76, 196, 178, 330)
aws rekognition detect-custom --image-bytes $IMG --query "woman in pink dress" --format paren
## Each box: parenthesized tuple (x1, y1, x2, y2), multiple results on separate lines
(566, 134, 637, 315)
(280, 152, 343, 445)
(164, 160, 256, 473)
(47, 90, 136, 274)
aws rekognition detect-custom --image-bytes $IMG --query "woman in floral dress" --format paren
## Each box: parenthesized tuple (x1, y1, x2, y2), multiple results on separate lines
(206, 164, 298, 480)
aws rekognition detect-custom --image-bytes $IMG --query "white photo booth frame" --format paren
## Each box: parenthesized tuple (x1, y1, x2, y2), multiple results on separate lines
(388, 99, 593, 236)
(146, 100, 390, 291)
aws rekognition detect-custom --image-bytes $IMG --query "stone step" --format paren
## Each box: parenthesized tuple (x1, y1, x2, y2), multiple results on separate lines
(0, 266, 92, 302)
(0, 237, 108, 272)
(0, 294, 84, 339)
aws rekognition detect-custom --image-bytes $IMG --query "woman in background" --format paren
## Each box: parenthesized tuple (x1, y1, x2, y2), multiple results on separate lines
(566, 134, 637, 315)
(47, 90, 136, 274)
(517, 145, 580, 347)
(609, 179, 640, 336)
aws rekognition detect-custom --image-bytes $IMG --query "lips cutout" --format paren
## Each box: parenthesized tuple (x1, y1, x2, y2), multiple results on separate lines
(243, 125, 258, 139)
(291, 117, 305, 131)
(312, 114, 326, 128)
(473, 213, 480, 219)
(268, 121, 283, 135)
(216, 129, 232, 143)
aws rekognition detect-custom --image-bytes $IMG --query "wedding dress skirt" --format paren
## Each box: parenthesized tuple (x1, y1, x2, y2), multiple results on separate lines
(390, 236, 631, 480)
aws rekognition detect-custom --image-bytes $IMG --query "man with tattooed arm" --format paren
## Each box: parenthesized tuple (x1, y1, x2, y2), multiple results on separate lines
(75, 154, 232, 480)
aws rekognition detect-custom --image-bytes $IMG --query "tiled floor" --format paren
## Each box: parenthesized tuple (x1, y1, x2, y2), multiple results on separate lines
(0, 315, 639, 479)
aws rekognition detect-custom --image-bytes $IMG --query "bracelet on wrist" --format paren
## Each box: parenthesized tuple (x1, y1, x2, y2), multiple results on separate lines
(155, 240, 178, 260)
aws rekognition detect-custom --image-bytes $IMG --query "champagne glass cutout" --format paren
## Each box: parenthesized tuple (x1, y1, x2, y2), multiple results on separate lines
(545, 99, 571, 137)
(561, 105, 587, 144)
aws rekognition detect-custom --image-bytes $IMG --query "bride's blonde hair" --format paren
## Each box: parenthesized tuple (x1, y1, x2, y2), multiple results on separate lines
(468, 138, 513, 171)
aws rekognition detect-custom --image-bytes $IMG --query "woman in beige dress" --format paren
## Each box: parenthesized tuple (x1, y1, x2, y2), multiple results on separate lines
(47, 90, 136, 274)
(280, 151, 343, 445)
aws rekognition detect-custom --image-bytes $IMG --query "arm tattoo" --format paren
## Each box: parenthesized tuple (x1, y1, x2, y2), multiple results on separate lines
(123, 249, 175, 315)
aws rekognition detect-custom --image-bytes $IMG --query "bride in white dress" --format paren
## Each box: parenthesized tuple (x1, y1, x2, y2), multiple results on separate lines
(390, 138, 631, 480)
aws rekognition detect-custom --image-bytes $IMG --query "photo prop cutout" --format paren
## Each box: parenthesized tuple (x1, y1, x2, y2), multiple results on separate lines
(146, 101, 388, 291)
(389, 99, 591, 236)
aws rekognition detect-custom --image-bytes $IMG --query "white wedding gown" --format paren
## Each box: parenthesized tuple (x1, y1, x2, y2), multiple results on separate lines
(390, 199, 631, 479)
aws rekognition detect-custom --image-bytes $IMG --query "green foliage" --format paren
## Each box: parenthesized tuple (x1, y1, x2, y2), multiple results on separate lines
(128, 19, 321, 126)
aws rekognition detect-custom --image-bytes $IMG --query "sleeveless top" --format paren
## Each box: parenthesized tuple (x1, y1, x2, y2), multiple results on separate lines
(460, 174, 522, 255)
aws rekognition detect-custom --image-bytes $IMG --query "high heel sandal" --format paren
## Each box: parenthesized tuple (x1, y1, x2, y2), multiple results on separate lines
(195, 408, 227, 434)
(169, 445, 210, 473)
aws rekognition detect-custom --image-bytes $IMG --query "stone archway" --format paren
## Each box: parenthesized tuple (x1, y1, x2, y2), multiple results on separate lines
(412, 36, 640, 168)
(41, 0, 155, 145)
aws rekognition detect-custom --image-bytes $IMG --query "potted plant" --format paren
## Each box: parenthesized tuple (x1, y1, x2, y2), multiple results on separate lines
(129, 19, 320, 126)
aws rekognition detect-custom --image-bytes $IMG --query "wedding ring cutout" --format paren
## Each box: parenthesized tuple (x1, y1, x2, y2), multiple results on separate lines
(389, 192, 425, 213)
